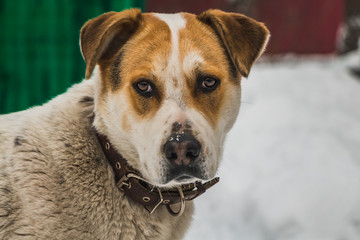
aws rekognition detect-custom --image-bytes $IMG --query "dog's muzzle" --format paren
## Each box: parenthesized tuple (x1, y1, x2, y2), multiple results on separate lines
(96, 132, 219, 216)
(163, 134, 203, 183)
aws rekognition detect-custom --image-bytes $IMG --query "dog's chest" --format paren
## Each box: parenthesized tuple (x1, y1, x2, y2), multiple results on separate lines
(45, 119, 189, 239)
(0, 92, 191, 240)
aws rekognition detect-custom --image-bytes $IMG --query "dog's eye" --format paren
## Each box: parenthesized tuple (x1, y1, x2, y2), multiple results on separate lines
(134, 80, 154, 97)
(199, 76, 220, 93)
(137, 81, 152, 92)
(202, 78, 217, 88)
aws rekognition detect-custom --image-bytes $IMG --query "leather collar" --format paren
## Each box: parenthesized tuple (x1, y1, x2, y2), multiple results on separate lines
(96, 132, 219, 216)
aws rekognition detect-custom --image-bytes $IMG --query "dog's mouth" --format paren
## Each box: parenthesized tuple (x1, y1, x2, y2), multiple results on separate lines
(175, 175, 193, 181)
(155, 175, 206, 190)
(138, 164, 208, 189)
(155, 156, 209, 186)
(164, 164, 204, 183)
(161, 175, 201, 188)
(134, 172, 208, 191)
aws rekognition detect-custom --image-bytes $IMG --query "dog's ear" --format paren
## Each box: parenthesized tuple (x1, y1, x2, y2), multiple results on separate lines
(198, 9, 269, 78)
(80, 9, 142, 79)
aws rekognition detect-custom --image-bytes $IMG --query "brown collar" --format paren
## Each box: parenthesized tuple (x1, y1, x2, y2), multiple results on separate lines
(96, 133, 219, 216)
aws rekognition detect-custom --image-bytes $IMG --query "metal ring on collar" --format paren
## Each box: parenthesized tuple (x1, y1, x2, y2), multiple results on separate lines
(166, 186, 185, 217)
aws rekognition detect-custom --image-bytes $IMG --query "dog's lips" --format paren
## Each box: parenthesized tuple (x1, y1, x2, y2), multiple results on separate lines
(160, 172, 206, 188)
(170, 174, 199, 185)
(175, 175, 193, 181)
(165, 164, 203, 182)
(138, 174, 200, 190)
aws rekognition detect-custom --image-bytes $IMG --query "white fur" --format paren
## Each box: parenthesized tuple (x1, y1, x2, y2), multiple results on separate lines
(155, 13, 186, 80)
(182, 52, 204, 74)
(154, 13, 187, 108)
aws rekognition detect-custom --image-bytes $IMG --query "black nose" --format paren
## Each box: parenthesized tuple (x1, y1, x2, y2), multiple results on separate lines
(164, 135, 201, 166)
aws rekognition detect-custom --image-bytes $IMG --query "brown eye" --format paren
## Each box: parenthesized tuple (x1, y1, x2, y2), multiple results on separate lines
(133, 80, 155, 98)
(199, 76, 220, 93)
(136, 81, 152, 92)
(202, 78, 217, 88)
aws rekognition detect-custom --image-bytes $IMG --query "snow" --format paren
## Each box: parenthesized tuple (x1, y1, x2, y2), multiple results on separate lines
(185, 53, 360, 240)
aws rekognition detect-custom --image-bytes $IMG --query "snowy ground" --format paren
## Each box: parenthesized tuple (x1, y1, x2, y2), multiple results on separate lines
(185, 53, 360, 240)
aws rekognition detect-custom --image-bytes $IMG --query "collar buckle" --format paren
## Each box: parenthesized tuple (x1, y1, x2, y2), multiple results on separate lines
(147, 188, 164, 214)
(118, 174, 130, 190)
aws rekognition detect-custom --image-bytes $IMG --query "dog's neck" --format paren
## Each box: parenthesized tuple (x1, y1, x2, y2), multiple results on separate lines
(96, 131, 219, 216)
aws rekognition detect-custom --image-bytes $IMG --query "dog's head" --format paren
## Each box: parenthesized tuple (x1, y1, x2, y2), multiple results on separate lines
(80, 9, 269, 187)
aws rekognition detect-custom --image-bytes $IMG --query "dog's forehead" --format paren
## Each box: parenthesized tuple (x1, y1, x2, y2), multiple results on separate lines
(150, 13, 194, 101)
(137, 12, 229, 82)
(117, 12, 229, 88)
(154, 13, 186, 35)
(152, 13, 187, 80)
(148, 12, 226, 67)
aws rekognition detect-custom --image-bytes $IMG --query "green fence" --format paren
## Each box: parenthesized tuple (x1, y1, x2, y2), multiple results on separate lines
(0, 0, 144, 114)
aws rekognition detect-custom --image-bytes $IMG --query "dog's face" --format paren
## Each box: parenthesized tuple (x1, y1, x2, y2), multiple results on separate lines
(80, 9, 269, 187)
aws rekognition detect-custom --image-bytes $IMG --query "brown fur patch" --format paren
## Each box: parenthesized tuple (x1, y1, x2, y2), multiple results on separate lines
(114, 14, 172, 118)
(197, 9, 269, 78)
(178, 13, 235, 128)
(80, 9, 142, 80)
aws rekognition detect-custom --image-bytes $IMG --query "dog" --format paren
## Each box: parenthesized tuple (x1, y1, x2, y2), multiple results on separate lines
(0, 9, 269, 239)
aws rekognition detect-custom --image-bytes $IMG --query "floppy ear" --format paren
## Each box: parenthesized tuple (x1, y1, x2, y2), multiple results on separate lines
(80, 9, 142, 79)
(198, 9, 270, 78)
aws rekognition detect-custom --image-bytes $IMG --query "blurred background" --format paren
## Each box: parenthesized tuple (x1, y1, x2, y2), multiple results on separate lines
(0, 0, 359, 113)
(1, 0, 360, 114)
(1, 1, 360, 240)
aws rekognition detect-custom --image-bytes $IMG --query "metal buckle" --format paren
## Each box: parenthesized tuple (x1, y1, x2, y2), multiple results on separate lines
(126, 173, 148, 182)
(148, 188, 164, 214)
(119, 172, 145, 189)
(166, 186, 185, 217)
(118, 174, 130, 190)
